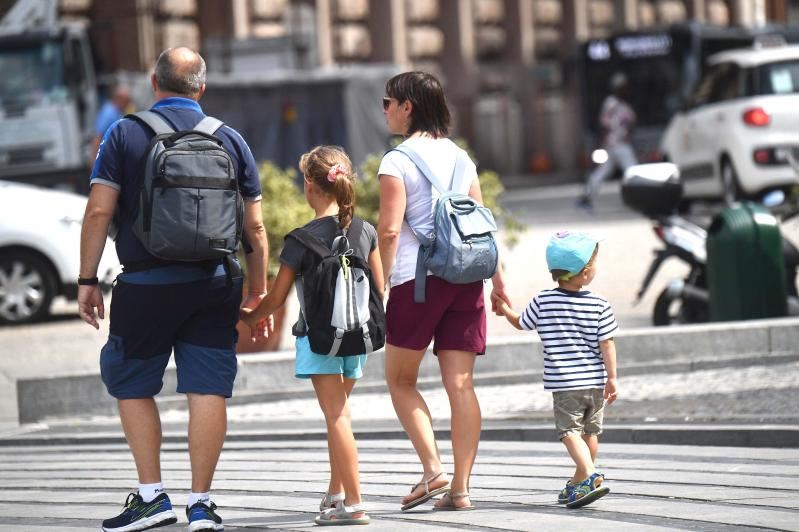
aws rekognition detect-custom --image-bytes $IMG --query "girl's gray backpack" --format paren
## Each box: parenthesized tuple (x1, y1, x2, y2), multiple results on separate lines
(127, 111, 243, 263)
(393, 144, 498, 303)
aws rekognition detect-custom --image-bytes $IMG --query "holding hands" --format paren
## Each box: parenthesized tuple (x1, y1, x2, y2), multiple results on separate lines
(240, 292, 274, 342)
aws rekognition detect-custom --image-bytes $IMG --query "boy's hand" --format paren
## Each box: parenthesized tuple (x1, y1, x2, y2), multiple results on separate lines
(493, 297, 510, 317)
(604, 378, 619, 405)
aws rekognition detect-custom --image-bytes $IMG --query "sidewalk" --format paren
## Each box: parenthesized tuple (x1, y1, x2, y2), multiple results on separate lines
(1, 426, 798, 531)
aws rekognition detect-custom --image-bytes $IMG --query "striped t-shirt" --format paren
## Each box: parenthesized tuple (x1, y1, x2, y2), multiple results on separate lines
(519, 288, 618, 392)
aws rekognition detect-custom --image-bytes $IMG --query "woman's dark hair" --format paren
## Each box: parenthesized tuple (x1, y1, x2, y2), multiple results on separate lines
(386, 71, 450, 138)
(299, 145, 356, 230)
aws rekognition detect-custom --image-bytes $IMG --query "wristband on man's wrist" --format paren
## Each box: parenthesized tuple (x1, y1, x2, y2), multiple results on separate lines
(78, 276, 99, 286)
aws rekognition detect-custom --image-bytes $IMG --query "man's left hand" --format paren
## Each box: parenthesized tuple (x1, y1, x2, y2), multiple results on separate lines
(78, 285, 104, 330)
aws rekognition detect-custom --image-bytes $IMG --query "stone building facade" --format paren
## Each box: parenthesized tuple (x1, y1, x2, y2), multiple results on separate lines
(56, 0, 793, 174)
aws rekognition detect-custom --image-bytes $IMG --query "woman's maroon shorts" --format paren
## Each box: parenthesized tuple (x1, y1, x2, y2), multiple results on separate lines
(386, 276, 486, 355)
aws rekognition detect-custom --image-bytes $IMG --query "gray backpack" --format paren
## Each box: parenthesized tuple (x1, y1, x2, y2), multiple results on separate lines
(127, 111, 243, 263)
(393, 144, 498, 303)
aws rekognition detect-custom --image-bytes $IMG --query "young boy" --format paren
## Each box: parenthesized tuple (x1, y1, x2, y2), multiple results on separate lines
(494, 231, 618, 509)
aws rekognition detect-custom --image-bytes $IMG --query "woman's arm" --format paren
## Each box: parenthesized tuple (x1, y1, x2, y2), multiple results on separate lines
(368, 247, 385, 300)
(468, 176, 511, 310)
(377, 174, 406, 289)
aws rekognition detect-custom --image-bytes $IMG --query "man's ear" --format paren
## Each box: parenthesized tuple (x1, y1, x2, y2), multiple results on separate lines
(196, 83, 206, 100)
(150, 73, 158, 93)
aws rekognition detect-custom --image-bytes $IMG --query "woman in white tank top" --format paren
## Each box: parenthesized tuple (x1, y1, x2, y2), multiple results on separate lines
(376, 71, 510, 511)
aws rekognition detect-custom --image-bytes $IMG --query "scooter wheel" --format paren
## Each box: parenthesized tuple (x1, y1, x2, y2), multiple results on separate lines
(653, 287, 708, 325)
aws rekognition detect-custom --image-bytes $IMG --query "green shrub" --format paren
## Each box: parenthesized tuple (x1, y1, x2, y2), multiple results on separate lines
(258, 161, 313, 276)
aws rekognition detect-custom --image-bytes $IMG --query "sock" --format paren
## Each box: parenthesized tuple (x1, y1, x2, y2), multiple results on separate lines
(138, 482, 164, 503)
(187, 492, 211, 508)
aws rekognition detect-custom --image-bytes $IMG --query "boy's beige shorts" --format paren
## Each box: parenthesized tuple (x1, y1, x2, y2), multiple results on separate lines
(552, 388, 605, 439)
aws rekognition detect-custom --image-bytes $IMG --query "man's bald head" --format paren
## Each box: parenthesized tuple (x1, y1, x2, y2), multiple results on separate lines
(154, 47, 206, 96)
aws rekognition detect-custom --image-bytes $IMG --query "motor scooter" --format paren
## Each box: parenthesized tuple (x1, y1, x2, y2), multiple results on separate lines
(622, 163, 799, 325)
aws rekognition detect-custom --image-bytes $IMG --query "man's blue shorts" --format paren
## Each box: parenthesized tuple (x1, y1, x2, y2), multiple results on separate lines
(294, 336, 366, 380)
(100, 271, 242, 399)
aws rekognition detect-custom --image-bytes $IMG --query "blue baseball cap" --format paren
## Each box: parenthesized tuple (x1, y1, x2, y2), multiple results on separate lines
(546, 231, 600, 275)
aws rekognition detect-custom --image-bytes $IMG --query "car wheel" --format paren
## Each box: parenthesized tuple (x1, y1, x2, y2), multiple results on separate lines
(721, 159, 743, 204)
(0, 250, 57, 325)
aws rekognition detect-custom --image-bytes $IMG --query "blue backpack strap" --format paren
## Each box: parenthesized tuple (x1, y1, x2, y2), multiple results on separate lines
(392, 144, 449, 193)
(127, 110, 174, 135)
(390, 145, 470, 303)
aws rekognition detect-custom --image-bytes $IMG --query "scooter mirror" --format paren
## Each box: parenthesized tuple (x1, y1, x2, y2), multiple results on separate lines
(623, 162, 680, 184)
(762, 189, 785, 208)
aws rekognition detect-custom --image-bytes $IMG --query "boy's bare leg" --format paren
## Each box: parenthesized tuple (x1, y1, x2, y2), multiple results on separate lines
(562, 433, 595, 483)
(582, 434, 599, 463)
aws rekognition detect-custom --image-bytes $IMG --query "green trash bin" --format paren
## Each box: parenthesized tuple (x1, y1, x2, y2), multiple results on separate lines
(706, 202, 787, 321)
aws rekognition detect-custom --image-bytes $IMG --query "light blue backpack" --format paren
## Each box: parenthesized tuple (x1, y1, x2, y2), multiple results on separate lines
(393, 144, 499, 303)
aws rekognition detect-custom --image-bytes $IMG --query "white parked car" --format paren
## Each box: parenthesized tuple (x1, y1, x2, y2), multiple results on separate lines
(0, 180, 119, 324)
(659, 40, 799, 203)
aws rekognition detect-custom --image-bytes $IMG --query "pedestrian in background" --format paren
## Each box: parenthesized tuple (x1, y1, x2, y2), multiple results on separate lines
(377, 71, 511, 511)
(78, 46, 269, 532)
(241, 145, 382, 526)
(494, 231, 618, 509)
(91, 84, 132, 162)
(578, 72, 637, 210)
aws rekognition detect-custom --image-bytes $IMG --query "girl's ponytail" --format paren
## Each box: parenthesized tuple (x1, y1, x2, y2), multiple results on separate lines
(332, 168, 355, 230)
(299, 145, 357, 230)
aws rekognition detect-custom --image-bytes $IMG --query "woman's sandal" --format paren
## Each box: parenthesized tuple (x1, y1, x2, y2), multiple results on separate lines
(400, 472, 450, 511)
(432, 491, 476, 511)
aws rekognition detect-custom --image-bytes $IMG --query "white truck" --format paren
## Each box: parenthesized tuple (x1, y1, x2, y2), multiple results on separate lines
(0, 0, 97, 192)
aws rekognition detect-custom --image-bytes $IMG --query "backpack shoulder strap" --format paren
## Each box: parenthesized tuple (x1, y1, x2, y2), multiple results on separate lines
(194, 116, 224, 136)
(286, 228, 333, 259)
(392, 144, 448, 194)
(449, 148, 470, 193)
(127, 110, 175, 135)
(346, 217, 364, 252)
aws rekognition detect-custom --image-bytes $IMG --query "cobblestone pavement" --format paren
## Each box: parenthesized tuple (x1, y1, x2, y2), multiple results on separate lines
(138, 361, 798, 426)
(0, 437, 797, 531)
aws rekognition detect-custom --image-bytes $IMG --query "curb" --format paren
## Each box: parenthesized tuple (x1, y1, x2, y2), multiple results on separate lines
(16, 316, 799, 423)
(2, 423, 798, 448)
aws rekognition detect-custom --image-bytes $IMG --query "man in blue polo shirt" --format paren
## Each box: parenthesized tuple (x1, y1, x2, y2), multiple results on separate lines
(90, 84, 132, 165)
(78, 47, 270, 532)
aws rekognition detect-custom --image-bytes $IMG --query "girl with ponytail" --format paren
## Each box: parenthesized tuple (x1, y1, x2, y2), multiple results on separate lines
(241, 145, 382, 526)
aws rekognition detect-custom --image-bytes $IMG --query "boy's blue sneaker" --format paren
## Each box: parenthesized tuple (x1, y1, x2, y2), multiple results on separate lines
(557, 481, 575, 504)
(566, 472, 610, 509)
(187, 501, 224, 531)
(101, 492, 177, 532)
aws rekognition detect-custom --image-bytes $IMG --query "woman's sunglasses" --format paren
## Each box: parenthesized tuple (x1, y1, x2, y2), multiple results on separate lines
(382, 97, 392, 110)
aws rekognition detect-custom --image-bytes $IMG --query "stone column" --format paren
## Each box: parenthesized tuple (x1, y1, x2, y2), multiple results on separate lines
(368, 0, 407, 64)
(438, 0, 478, 140)
(613, 0, 639, 29)
(315, 0, 334, 66)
